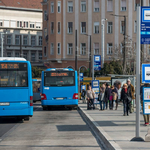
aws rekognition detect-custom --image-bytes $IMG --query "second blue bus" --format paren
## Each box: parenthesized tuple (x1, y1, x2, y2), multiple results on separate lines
(40, 68, 78, 110)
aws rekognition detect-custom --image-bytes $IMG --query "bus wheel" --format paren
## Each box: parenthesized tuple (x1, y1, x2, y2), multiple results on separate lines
(24, 117, 30, 121)
(42, 106, 47, 111)
(17, 117, 23, 121)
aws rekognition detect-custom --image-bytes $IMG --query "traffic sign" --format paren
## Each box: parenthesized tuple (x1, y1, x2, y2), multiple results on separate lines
(142, 64, 150, 83)
(81, 85, 86, 90)
(141, 7, 150, 44)
(94, 55, 101, 71)
(143, 87, 150, 114)
(79, 73, 83, 82)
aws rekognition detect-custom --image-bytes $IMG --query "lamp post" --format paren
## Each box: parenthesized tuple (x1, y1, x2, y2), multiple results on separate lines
(1, 32, 7, 57)
(101, 18, 107, 68)
(110, 14, 127, 74)
(84, 34, 91, 77)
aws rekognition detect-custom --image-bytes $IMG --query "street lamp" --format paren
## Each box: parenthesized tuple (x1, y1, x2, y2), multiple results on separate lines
(1, 32, 7, 57)
(84, 34, 91, 77)
(110, 14, 127, 74)
(101, 18, 107, 68)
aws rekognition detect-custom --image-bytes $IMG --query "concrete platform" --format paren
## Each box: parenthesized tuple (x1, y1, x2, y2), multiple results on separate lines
(79, 102, 150, 150)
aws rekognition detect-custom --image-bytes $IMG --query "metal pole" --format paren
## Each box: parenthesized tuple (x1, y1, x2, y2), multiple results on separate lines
(20, 35, 22, 57)
(1, 33, 3, 57)
(131, 6, 144, 141)
(92, 55, 94, 80)
(101, 23, 104, 68)
(75, 30, 77, 71)
(89, 35, 91, 77)
(123, 16, 126, 74)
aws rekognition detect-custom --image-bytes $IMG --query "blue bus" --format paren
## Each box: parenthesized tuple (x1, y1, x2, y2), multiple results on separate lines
(40, 68, 78, 110)
(0, 57, 33, 121)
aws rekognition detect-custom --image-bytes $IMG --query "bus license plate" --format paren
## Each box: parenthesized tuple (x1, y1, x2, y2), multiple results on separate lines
(56, 98, 64, 100)
(0, 103, 10, 106)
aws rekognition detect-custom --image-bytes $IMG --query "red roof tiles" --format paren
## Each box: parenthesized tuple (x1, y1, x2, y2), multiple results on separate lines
(0, 0, 42, 9)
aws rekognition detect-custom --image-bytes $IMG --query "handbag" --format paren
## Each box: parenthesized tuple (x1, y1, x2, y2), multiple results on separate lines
(109, 95, 113, 101)
(113, 92, 117, 101)
(127, 96, 132, 103)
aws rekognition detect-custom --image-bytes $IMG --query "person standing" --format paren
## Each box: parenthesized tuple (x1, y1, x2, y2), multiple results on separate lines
(105, 83, 109, 109)
(86, 85, 95, 110)
(81, 89, 86, 103)
(121, 84, 131, 116)
(98, 84, 107, 110)
(127, 79, 135, 113)
(140, 83, 150, 126)
(115, 81, 121, 110)
(110, 86, 118, 110)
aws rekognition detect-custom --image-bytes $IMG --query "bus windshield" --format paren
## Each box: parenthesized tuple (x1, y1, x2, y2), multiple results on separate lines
(0, 63, 28, 87)
(44, 71, 75, 87)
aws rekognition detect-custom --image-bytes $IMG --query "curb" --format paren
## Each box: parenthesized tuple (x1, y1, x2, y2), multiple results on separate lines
(78, 107, 123, 150)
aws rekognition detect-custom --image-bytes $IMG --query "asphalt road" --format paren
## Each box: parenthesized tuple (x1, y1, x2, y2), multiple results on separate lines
(0, 102, 102, 150)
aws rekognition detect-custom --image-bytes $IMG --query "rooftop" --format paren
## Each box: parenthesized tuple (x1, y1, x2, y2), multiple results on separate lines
(0, 0, 42, 10)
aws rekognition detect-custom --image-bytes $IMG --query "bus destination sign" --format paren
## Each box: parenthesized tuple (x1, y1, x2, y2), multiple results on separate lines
(0, 63, 19, 69)
(50, 72, 69, 77)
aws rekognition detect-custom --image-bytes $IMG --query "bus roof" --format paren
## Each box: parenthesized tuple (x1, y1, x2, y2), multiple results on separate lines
(0, 57, 26, 61)
(46, 68, 74, 71)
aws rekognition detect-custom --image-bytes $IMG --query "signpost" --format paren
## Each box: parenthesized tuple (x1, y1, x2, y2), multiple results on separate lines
(81, 85, 86, 90)
(141, 7, 150, 44)
(142, 64, 150, 83)
(91, 80, 99, 104)
(92, 55, 101, 80)
(79, 73, 83, 82)
(143, 87, 150, 114)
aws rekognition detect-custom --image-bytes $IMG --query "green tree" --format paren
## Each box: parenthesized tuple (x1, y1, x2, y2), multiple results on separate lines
(32, 66, 43, 78)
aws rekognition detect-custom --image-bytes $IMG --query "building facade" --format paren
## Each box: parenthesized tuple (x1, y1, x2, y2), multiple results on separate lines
(42, 0, 150, 70)
(0, 0, 43, 66)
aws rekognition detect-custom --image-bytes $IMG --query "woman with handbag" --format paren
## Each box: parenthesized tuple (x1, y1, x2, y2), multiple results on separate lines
(121, 84, 131, 116)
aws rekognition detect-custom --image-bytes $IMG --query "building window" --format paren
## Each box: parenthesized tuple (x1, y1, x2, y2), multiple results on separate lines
(51, 22, 54, 34)
(80, 43, 86, 55)
(68, 1, 73, 12)
(120, 21, 125, 34)
(44, 28, 48, 37)
(57, 43, 61, 54)
(94, 43, 99, 54)
(50, 43, 54, 55)
(23, 35, 28, 45)
(7, 52, 11, 57)
(17, 21, 22, 27)
(121, 0, 126, 11)
(134, 20, 137, 33)
(107, 22, 113, 34)
(23, 21, 28, 28)
(81, 22, 86, 34)
(39, 36, 42, 46)
(7, 35, 11, 45)
(135, 0, 140, 11)
(94, 22, 99, 34)
(15, 52, 19, 57)
(39, 53, 42, 60)
(31, 53, 35, 61)
(30, 22, 35, 28)
(68, 22, 73, 34)
(107, 0, 113, 11)
(58, 22, 61, 34)
(58, 1, 61, 13)
(44, 11, 47, 20)
(94, 0, 99, 12)
(0, 20, 3, 27)
(15, 35, 20, 45)
(23, 52, 27, 59)
(67, 43, 73, 55)
(31, 36, 36, 46)
(149, 0, 150, 6)
(107, 43, 113, 54)
(10, 21, 16, 27)
(120, 43, 123, 53)
(36, 22, 41, 29)
(44, 47, 47, 57)
(51, 2, 54, 13)
(81, 1, 86, 12)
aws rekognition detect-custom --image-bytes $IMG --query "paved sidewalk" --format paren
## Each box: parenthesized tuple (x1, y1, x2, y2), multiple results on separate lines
(79, 102, 150, 150)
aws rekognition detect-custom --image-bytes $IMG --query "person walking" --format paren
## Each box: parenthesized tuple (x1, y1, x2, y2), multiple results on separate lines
(140, 83, 150, 126)
(98, 84, 107, 110)
(81, 89, 86, 103)
(127, 79, 135, 113)
(105, 83, 109, 109)
(121, 84, 131, 116)
(115, 81, 121, 110)
(107, 85, 112, 109)
(111, 85, 118, 110)
(86, 85, 95, 110)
